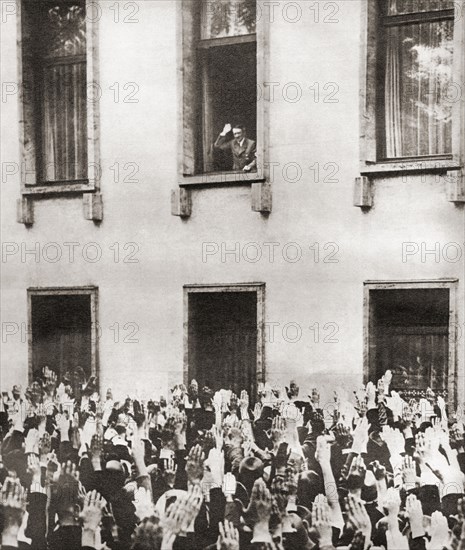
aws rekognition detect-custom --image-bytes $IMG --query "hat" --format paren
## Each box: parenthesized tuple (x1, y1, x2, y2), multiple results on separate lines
(106, 459, 123, 472)
(239, 456, 264, 476)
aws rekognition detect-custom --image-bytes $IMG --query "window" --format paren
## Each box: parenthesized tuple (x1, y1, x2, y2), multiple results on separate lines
(28, 287, 99, 382)
(359, 0, 463, 173)
(179, 0, 267, 185)
(364, 281, 458, 403)
(19, 0, 99, 194)
(199, 0, 256, 174)
(379, 0, 454, 159)
(184, 284, 265, 396)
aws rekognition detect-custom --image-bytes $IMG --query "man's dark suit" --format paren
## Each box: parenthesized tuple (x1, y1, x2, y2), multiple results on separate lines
(214, 134, 257, 171)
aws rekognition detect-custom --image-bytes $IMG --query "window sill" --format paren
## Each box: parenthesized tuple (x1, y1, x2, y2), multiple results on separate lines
(360, 158, 461, 176)
(180, 170, 265, 187)
(22, 180, 95, 196)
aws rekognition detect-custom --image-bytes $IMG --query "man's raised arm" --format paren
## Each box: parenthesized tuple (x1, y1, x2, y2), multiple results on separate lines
(214, 123, 232, 150)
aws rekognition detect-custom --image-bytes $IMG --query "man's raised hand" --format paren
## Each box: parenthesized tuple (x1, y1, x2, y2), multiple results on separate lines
(221, 123, 232, 136)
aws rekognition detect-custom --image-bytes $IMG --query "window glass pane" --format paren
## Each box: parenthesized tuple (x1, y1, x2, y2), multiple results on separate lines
(40, 3, 86, 58)
(43, 63, 88, 181)
(201, 0, 256, 39)
(387, 0, 454, 16)
(384, 20, 453, 158)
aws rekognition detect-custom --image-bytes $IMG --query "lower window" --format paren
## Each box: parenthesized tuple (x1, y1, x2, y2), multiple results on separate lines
(28, 287, 98, 383)
(365, 283, 455, 399)
(184, 284, 264, 397)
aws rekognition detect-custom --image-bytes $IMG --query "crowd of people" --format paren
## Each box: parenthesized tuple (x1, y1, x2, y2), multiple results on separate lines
(0, 367, 464, 550)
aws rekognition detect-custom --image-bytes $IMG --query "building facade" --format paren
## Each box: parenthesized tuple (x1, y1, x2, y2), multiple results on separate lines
(1, 0, 464, 407)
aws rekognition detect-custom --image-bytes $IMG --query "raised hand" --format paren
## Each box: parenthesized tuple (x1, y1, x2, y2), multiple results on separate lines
(162, 457, 177, 487)
(186, 444, 205, 485)
(401, 455, 418, 490)
(204, 447, 224, 490)
(312, 495, 333, 548)
(217, 520, 240, 550)
(345, 494, 372, 548)
(27, 453, 43, 490)
(405, 494, 424, 539)
(270, 416, 286, 450)
(271, 474, 291, 516)
(56, 411, 70, 440)
(59, 459, 80, 485)
(354, 387, 367, 411)
(133, 486, 155, 521)
(382, 370, 393, 394)
(162, 484, 203, 537)
(239, 390, 249, 411)
(450, 422, 465, 451)
(380, 425, 405, 457)
(222, 472, 237, 502)
(90, 432, 103, 468)
(381, 487, 401, 522)
(80, 489, 107, 529)
(221, 123, 232, 136)
(39, 431, 52, 462)
(368, 460, 386, 481)
(274, 441, 289, 475)
(1, 477, 27, 546)
(385, 391, 405, 421)
(351, 416, 369, 454)
(80, 490, 107, 548)
(211, 424, 224, 450)
(347, 455, 366, 493)
(310, 387, 320, 408)
(24, 427, 40, 454)
(43, 366, 58, 397)
(246, 478, 273, 544)
(45, 450, 60, 485)
(315, 434, 331, 467)
(427, 511, 450, 550)
(253, 401, 263, 421)
(333, 423, 353, 449)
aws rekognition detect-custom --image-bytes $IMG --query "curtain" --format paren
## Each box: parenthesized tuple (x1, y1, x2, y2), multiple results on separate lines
(384, 20, 453, 158)
(40, 2, 87, 182)
(43, 62, 87, 181)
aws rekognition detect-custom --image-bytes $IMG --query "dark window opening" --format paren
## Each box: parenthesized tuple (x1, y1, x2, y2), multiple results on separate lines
(31, 294, 92, 382)
(369, 288, 449, 398)
(188, 292, 257, 397)
(200, 41, 257, 173)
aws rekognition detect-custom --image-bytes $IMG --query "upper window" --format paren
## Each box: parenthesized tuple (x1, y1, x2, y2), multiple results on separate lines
(180, 0, 264, 183)
(378, 0, 455, 159)
(198, 0, 257, 174)
(22, 0, 88, 185)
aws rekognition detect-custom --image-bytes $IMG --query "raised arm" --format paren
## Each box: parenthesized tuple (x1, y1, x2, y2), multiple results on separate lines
(214, 123, 233, 150)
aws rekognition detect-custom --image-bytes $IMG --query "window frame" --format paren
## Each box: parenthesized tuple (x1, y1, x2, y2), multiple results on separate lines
(27, 286, 99, 383)
(359, 0, 465, 176)
(183, 283, 265, 387)
(18, 0, 100, 197)
(363, 279, 458, 405)
(177, 0, 269, 186)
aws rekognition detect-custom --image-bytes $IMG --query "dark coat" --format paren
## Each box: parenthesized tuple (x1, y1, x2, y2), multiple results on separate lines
(214, 135, 257, 171)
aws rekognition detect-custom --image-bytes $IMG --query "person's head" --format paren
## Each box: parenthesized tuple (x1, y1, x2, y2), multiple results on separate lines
(232, 124, 246, 141)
